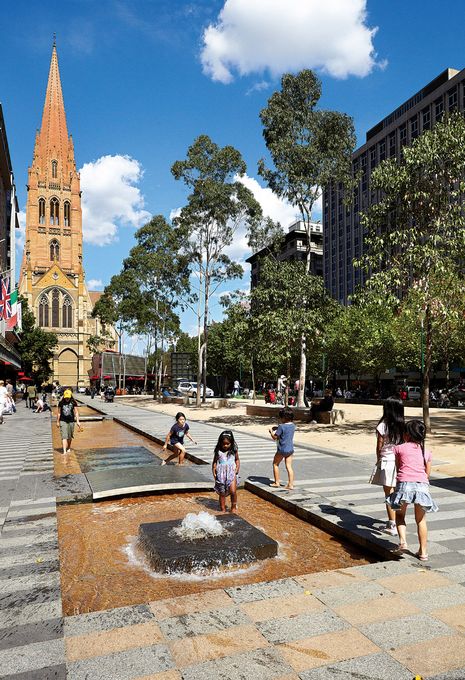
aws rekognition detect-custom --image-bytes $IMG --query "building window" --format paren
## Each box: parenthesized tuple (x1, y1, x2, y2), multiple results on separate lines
(51, 160, 58, 178)
(369, 146, 376, 169)
(435, 97, 444, 122)
(410, 116, 418, 139)
(50, 197, 59, 225)
(422, 107, 431, 131)
(399, 124, 407, 147)
(50, 239, 60, 261)
(62, 295, 73, 328)
(38, 198, 46, 225)
(448, 87, 458, 111)
(38, 294, 49, 327)
(64, 201, 71, 227)
(389, 132, 396, 157)
(379, 140, 386, 162)
(51, 289, 60, 327)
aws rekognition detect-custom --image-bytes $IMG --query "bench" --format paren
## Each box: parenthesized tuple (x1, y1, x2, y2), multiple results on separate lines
(162, 395, 188, 405)
(316, 409, 345, 424)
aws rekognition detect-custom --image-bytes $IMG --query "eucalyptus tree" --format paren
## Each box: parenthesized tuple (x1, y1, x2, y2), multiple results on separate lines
(92, 215, 189, 395)
(250, 258, 338, 402)
(258, 69, 356, 407)
(356, 113, 465, 430)
(171, 135, 262, 405)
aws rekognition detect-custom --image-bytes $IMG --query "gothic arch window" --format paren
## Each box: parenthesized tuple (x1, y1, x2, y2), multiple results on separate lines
(50, 239, 60, 261)
(50, 197, 59, 226)
(64, 201, 71, 227)
(39, 198, 45, 225)
(52, 160, 58, 179)
(51, 289, 60, 327)
(62, 295, 73, 328)
(38, 294, 49, 327)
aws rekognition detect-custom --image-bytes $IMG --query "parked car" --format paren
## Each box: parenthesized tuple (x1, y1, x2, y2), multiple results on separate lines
(176, 381, 214, 398)
(407, 386, 421, 401)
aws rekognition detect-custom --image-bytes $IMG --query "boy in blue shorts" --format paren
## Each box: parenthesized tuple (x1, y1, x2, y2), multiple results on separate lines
(269, 407, 295, 489)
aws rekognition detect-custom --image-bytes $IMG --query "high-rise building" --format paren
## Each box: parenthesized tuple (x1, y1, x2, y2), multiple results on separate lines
(19, 43, 111, 387)
(324, 67, 465, 304)
(246, 220, 323, 288)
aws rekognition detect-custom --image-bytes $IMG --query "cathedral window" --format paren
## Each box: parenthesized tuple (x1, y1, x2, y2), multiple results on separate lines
(64, 201, 71, 227)
(50, 239, 60, 261)
(38, 294, 49, 327)
(51, 289, 60, 327)
(52, 160, 58, 178)
(50, 197, 59, 225)
(62, 295, 73, 328)
(39, 198, 46, 225)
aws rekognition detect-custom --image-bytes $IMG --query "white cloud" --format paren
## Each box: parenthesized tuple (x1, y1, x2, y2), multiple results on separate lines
(80, 155, 151, 246)
(201, 0, 382, 83)
(86, 278, 103, 289)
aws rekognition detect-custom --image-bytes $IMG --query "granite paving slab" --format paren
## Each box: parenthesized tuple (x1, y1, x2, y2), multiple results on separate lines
(256, 609, 349, 644)
(359, 613, 454, 650)
(85, 463, 212, 499)
(299, 652, 413, 680)
(159, 606, 250, 640)
(179, 645, 292, 680)
(226, 577, 304, 603)
(65, 643, 174, 680)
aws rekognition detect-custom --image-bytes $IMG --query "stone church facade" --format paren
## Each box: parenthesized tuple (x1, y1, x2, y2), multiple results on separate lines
(19, 44, 111, 387)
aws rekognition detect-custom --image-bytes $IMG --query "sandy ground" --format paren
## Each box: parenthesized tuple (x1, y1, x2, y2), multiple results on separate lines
(117, 397, 465, 478)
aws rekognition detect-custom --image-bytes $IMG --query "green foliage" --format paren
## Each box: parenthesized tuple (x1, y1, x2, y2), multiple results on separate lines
(325, 302, 395, 378)
(259, 69, 355, 247)
(16, 296, 57, 383)
(250, 259, 338, 376)
(172, 135, 263, 401)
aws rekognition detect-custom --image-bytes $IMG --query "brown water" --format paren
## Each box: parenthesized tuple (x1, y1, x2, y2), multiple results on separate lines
(57, 491, 373, 616)
(53, 408, 374, 616)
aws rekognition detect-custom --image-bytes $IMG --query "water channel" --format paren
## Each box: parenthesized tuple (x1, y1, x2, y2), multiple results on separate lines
(53, 407, 374, 616)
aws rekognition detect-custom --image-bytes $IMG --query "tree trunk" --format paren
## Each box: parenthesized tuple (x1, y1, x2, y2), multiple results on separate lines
(422, 308, 432, 433)
(197, 342, 205, 407)
(251, 358, 256, 403)
(297, 334, 306, 408)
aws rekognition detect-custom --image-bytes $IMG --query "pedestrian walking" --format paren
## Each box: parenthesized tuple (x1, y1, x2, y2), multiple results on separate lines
(387, 419, 438, 561)
(369, 396, 405, 535)
(233, 379, 240, 396)
(161, 412, 197, 465)
(269, 407, 295, 490)
(56, 389, 81, 455)
(0, 380, 7, 424)
(27, 383, 37, 409)
(212, 430, 240, 513)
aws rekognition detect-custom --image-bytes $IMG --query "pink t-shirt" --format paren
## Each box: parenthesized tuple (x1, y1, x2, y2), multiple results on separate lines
(393, 442, 432, 483)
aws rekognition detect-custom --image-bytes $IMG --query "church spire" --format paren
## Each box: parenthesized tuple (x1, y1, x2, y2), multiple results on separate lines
(36, 42, 71, 171)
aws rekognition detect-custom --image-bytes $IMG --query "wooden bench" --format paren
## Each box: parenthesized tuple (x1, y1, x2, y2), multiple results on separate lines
(316, 409, 345, 424)
(162, 395, 188, 405)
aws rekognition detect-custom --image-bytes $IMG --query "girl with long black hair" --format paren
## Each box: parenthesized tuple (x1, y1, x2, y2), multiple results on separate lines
(370, 396, 405, 535)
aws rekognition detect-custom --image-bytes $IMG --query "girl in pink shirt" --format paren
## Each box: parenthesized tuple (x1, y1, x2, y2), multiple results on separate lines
(387, 419, 438, 561)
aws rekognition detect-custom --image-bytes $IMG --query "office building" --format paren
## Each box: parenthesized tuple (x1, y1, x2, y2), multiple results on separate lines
(324, 67, 465, 303)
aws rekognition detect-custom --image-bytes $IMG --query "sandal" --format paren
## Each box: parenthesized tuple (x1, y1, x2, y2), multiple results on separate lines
(416, 552, 429, 561)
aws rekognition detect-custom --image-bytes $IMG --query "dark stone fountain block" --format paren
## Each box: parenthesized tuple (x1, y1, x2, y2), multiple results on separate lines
(139, 515, 278, 573)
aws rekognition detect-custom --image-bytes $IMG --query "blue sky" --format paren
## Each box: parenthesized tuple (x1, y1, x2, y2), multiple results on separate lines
(2, 0, 465, 337)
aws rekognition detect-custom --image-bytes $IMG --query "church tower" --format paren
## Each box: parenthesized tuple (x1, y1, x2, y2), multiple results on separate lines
(19, 42, 104, 387)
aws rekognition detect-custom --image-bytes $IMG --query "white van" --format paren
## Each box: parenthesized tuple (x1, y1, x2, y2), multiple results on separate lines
(407, 386, 421, 401)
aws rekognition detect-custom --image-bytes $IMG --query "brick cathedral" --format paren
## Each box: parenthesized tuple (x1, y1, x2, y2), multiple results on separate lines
(19, 43, 106, 387)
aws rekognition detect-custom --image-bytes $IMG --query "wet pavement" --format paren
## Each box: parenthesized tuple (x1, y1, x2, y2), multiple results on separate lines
(1, 400, 465, 679)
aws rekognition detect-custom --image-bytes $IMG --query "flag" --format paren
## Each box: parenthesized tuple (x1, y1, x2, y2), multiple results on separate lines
(0, 275, 12, 320)
(6, 289, 18, 330)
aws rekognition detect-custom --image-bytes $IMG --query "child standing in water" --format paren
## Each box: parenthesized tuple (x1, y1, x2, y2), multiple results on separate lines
(371, 396, 405, 535)
(212, 430, 240, 513)
(269, 407, 295, 490)
(162, 412, 197, 465)
(387, 419, 438, 561)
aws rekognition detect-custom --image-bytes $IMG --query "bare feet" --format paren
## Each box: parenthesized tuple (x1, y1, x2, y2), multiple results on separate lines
(270, 482, 281, 488)
(230, 506, 238, 513)
(161, 460, 166, 466)
(285, 485, 294, 490)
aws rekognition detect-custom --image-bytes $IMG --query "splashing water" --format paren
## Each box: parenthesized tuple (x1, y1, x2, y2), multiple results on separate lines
(172, 512, 228, 541)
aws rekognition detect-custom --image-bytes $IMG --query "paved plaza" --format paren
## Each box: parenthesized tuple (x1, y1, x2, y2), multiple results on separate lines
(1, 399, 465, 678)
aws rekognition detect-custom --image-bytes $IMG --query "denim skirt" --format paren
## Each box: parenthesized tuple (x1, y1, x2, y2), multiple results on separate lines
(387, 481, 438, 512)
